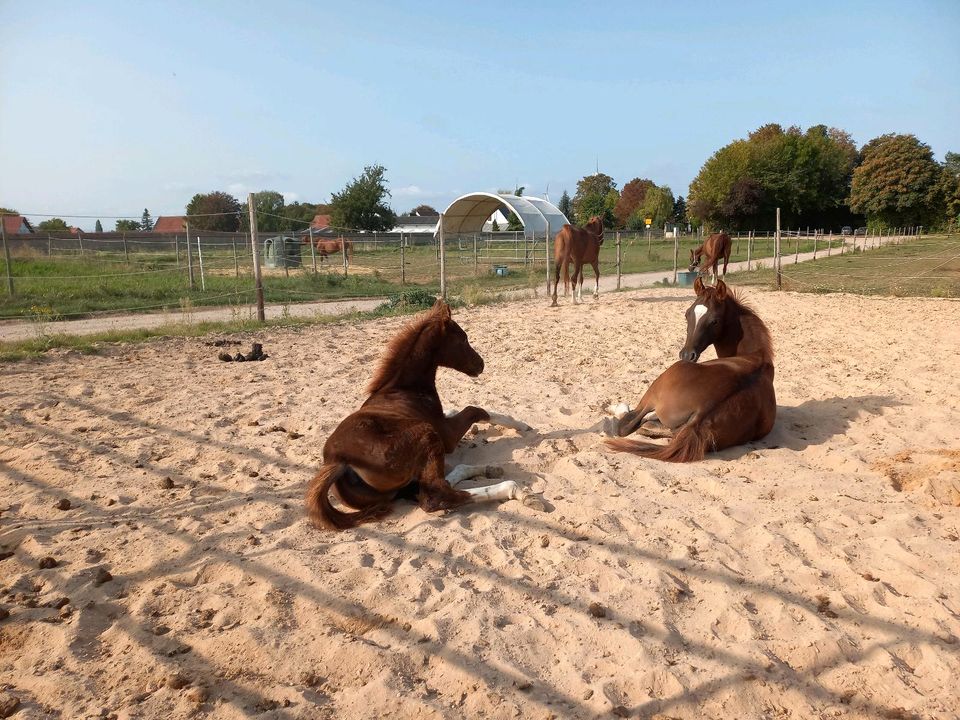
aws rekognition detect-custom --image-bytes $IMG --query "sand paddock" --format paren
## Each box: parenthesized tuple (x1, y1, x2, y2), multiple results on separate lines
(1, 287, 959, 719)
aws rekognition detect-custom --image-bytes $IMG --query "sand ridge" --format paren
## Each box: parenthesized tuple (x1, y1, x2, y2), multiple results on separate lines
(1, 287, 959, 719)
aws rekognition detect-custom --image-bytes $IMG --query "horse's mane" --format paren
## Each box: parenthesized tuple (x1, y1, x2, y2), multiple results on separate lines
(366, 305, 441, 394)
(727, 288, 774, 362)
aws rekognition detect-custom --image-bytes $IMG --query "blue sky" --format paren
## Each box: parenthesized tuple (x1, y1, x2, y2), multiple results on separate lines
(0, 0, 957, 229)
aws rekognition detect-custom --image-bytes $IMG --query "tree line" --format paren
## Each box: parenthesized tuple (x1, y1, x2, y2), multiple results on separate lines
(686, 124, 959, 231)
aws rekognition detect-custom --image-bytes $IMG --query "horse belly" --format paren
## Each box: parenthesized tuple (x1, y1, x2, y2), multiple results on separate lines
(703, 377, 777, 450)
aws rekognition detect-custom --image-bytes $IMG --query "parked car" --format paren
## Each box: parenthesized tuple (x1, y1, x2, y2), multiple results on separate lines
(853, 227, 867, 236)
(841, 226, 853, 235)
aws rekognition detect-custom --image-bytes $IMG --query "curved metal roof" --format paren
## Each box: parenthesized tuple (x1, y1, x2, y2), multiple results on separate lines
(440, 192, 569, 236)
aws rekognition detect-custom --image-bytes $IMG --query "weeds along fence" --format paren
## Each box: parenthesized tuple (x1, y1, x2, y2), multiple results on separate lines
(0, 213, 939, 323)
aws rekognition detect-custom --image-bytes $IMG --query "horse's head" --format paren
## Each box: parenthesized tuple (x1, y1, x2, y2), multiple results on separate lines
(431, 300, 484, 377)
(587, 216, 605, 245)
(680, 278, 730, 362)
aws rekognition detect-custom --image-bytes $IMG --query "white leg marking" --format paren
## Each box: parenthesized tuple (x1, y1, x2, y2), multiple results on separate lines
(463, 480, 521, 503)
(445, 464, 490, 487)
(485, 411, 532, 432)
(693, 304, 708, 329)
(607, 402, 631, 419)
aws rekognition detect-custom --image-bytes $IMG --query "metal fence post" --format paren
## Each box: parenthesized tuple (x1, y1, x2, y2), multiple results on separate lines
(616, 231, 622, 290)
(672, 233, 679, 284)
(197, 235, 206, 290)
(185, 221, 195, 289)
(775, 208, 782, 290)
(400, 237, 406, 285)
(233, 235, 240, 277)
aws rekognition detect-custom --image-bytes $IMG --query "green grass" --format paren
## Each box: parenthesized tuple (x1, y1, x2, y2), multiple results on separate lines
(726, 234, 959, 297)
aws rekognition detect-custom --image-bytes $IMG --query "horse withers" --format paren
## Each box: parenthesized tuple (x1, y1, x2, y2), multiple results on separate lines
(306, 300, 540, 531)
(689, 231, 732, 283)
(605, 278, 776, 461)
(551, 216, 604, 306)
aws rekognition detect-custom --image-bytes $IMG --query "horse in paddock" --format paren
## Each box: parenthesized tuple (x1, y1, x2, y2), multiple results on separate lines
(304, 237, 352, 264)
(551, 216, 604, 306)
(306, 299, 539, 530)
(605, 277, 776, 462)
(689, 231, 732, 283)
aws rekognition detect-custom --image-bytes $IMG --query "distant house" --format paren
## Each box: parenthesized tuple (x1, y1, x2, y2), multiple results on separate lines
(1, 214, 34, 235)
(153, 216, 186, 233)
(392, 215, 439, 234)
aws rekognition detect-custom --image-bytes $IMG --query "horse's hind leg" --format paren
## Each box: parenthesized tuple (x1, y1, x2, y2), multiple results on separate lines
(483, 411, 532, 432)
(446, 464, 503, 486)
(591, 260, 600, 300)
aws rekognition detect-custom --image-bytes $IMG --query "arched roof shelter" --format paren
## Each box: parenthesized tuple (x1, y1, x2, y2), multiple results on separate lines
(440, 192, 569, 237)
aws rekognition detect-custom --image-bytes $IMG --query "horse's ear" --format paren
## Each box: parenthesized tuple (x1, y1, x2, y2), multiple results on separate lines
(715, 279, 728, 301)
(694, 277, 705, 295)
(433, 298, 452, 323)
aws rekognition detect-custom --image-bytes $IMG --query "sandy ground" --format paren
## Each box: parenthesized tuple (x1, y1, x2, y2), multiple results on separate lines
(1, 287, 959, 720)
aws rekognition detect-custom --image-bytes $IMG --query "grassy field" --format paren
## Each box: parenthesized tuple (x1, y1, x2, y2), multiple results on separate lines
(0, 233, 840, 320)
(727, 234, 959, 297)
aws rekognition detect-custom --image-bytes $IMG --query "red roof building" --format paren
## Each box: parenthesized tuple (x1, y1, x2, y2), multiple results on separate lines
(152, 216, 186, 233)
(1, 214, 34, 235)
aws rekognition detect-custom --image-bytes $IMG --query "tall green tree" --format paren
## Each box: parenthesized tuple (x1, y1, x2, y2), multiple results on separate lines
(38, 218, 70, 232)
(849, 134, 945, 227)
(237, 191, 287, 232)
(329, 165, 397, 232)
(95, 219, 103, 232)
(116, 219, 141, 231)
(186, 191, 243, 232)
(408, 204, 439, 216)
(943, 152, 960, 229)
(572, 173, 618, 227)
(141, 208, 153, 231)
(639, 186, 675, 229)
(672, 195, 688, 226)
(557, 190, 572, 221)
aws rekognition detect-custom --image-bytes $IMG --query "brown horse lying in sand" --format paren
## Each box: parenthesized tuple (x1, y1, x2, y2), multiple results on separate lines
(551, 216, 604, 306)
(689, 231, 732, 282)
(306, 300, 540, 530)
(605, 278, 776, 461)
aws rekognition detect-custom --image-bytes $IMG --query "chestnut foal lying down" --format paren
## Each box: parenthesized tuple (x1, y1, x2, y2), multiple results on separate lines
(306, 300, 540, 530)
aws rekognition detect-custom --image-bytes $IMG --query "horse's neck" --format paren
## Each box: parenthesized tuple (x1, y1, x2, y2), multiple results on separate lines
(715, 306, 772, 363)
(382, 361, 440, 397)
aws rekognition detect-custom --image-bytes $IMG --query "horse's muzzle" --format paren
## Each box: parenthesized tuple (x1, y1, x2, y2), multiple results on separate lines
(679, 349, 699, 362)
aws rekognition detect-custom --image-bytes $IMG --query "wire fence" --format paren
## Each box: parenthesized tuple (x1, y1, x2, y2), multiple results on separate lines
(0, 207, 951, 327)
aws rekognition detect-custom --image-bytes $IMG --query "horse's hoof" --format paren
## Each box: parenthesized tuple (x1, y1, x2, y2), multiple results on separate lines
(521, 492, 546, 511)
(602, 417, 619, 437)
(484, 465, 505, 479)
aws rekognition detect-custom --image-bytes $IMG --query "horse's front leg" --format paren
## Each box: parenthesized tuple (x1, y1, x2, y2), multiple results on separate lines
(445, 465, 543, 509)
(441, 406, 490, 453)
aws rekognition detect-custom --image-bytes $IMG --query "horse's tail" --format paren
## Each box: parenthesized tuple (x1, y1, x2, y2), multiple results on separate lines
(604, 421, 710, 463)
(305, 462, 391, 530)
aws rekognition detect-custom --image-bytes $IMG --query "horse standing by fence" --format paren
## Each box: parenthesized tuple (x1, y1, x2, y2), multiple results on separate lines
(306, 300, 540, 531)
(689, 231, 732, 282)
(551, 216, 604, 306)
(605, 278, 776, 462)
(304, 237, 353, 264)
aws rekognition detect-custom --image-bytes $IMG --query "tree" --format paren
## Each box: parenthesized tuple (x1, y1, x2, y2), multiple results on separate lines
(557, 190, 572, 220)
(639, 185, 675, 229)
(115, 219, 141, 231)
(329, 165, 397, 232)
(141, 208, 153, 232)
(572, 173, 618, 227)
(614, 178, 655, 228)
(95, 219, 103, 232)
(849, 134, 945, 227)
(38, 218, 70, 232)
(186, 191, 242, 232)
(0, 207, 18, 215)
(672, 196, 688, 225)
(237, 191, 287, 232)
(719, 178, 764, 229)
(491, 218, 500, 232)
(408, 204, 439, 216)
(945, 151, 960, 177)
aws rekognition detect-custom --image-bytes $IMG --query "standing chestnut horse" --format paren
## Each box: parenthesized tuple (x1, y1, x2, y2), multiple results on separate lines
(689, 231, 732, 283)
(306, 300, 538, 530)
(551, 216, 604, 306)
(303, 236, 352, 264)
(605, 278, 775, 461)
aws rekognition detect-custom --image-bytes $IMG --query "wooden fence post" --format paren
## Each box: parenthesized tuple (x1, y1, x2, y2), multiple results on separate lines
(1, 213, 13, 296)
(341, 235, 348, 277)
(746, 230, 753, 270)
(185, 221, 195, 289)
(247, 194, 265, 323)
(233, 235, 240, 277)
(400, 238, 406, 285)
(197, 235, 206, 290)
(438, 214, 447, 299)
(616, 231, 622, 290)
(672, 233, 679, 284)
(122, 232, 129, 262)
(775, 208, 782, 290)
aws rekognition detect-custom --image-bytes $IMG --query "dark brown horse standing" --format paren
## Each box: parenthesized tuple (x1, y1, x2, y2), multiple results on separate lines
(306, 300, 539, 530)
(551, 216, 604, 306)
(605, 278, 776, 461)
(689, 231, 732, 283)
